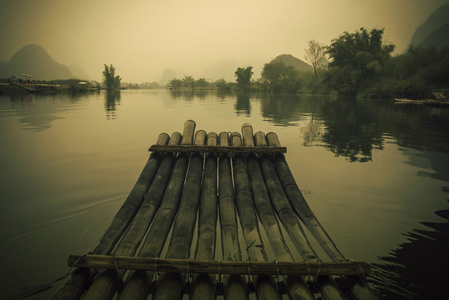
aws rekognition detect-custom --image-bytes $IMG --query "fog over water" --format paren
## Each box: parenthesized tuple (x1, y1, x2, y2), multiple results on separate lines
(1, 0, 448, 82)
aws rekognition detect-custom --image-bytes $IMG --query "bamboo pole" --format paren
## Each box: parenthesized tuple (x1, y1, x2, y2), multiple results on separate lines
(82, 132, 182, 300)
(218, 131, 248, 300)
(255, 131, 345, 300)
(153, 130, 207, 300)
(231, 130, 281, 300)
(51, 133, 170, 300)
(68, 255, 371, 276)
(244, 128, 314, 300)
(190, 132, 219, 300)
(265, 132, 379, 300)
(265, 132, 344, 262)
(118, 120, 196, 300)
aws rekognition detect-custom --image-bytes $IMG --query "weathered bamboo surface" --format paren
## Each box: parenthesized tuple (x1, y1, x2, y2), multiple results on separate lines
(57, 120, 378, 300)
(68, 255, 370, 276)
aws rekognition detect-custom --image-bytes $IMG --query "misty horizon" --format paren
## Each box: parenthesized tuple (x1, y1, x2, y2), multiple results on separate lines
(1, 0, 449, 82)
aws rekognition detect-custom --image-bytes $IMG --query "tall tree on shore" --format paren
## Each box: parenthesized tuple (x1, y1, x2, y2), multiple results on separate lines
(235, 66, 253, 90)
(323, 28, 395, 96)
(304, 40, 328, 82)
(103, 64, 121, 90)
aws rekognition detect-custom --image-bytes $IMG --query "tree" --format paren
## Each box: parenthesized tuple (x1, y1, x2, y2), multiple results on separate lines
(261, 60, 300, 93)
(195, 78, 208, 88)
(181, 75, 195, 88)
(215, 79, 232, 91)
(261, 61, 295, 85)
(324, 28, 395, 96)
(169, 78, 182, 89)
(103, 64, 121, 90)
(304, 40, 328, 82)
(235, 66, 253, 90)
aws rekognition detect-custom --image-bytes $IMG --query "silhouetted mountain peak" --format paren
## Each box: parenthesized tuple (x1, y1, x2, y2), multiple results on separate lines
(10, 44, 50, 63)
(159, 68, 177, 86)
(271, 54, 313, 72)
(410, 3, 449, 48)
(4, 44, 74, 80)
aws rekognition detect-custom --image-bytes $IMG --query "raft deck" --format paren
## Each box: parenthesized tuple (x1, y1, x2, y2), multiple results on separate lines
(53, 120, 378, 300)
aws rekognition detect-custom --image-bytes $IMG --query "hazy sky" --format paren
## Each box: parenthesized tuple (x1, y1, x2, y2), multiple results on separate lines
(1, 0, 448, 82)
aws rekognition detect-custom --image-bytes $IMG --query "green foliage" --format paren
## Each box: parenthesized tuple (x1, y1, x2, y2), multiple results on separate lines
(103, 64, 121, 90)
(323, 28, 394, 96)
(235, 66, 253, 90)
(169, 78, 182, 89)
(181, 75, 195, 88)
(261, 60, 302, 93)
(195, 78, 208, 87)
(392, 46, 449, 90)
(215, 79, 233, 91)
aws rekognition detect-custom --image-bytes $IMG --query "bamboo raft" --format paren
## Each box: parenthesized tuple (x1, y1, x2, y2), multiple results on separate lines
(53, 120, 379, 300)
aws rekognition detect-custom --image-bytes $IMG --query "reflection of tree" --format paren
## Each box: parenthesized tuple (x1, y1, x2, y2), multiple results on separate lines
(105, 90, 121, 120)
(259, 94, 307, 126)
(320, 98, 384, 162)
(234, 93, 251, 116)
(169, 90, 194, 101)
(370, 208, 449, 299)
(300, 112, 325, 146)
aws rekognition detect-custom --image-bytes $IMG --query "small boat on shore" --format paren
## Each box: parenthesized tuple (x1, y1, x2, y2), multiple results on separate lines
(8, 79, 38, 93)
(394, 98, 425, 105)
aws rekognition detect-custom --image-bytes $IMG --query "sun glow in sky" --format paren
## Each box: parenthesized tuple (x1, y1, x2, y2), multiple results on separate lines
(1, 0, 448, 82)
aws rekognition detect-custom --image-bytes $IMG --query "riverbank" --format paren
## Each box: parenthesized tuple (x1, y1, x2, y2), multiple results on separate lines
(0, 82, 100, 94)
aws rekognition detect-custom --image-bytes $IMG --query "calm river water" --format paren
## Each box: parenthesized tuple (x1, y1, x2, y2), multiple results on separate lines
(0, 90, 448, 299)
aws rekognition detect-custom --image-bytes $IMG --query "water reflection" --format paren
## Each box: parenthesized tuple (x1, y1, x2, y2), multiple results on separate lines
(300, 112, 325, 146)
(258, 95, 384, 161)
(371, 206, 449, 299)
(259, 94, 313, 126)
(4, 94, 72, 131)
(169, 90, 208, 100)
(234, 93, 251, 116)
(319, 97, 384, 162)
(105, 90, 121, 120)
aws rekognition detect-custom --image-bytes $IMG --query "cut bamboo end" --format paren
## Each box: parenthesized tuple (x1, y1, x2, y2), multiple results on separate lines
(207, 132, 218, 146)
(148, 145, 286, 154)
(231, 132, 242, 147)
(168, 132, 182, 146)
(68, 255, 370, 276)
(195, 130, 207, 146)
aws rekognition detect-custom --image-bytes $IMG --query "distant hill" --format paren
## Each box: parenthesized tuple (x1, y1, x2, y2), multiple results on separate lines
(204, 58, 241, 81)
(69, 63, 90, 80)
(419, 21, 449, 49)
(409, 3, 449, 49)
(271, 54, 313, 72)
(0, 44, 76, 80)
(159, 68, 177, 86)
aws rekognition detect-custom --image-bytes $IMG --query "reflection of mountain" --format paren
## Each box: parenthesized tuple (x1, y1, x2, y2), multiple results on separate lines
(105, 90, 121, 120)
(6, 93, 81, 131)
(371, 207, 449, 299)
